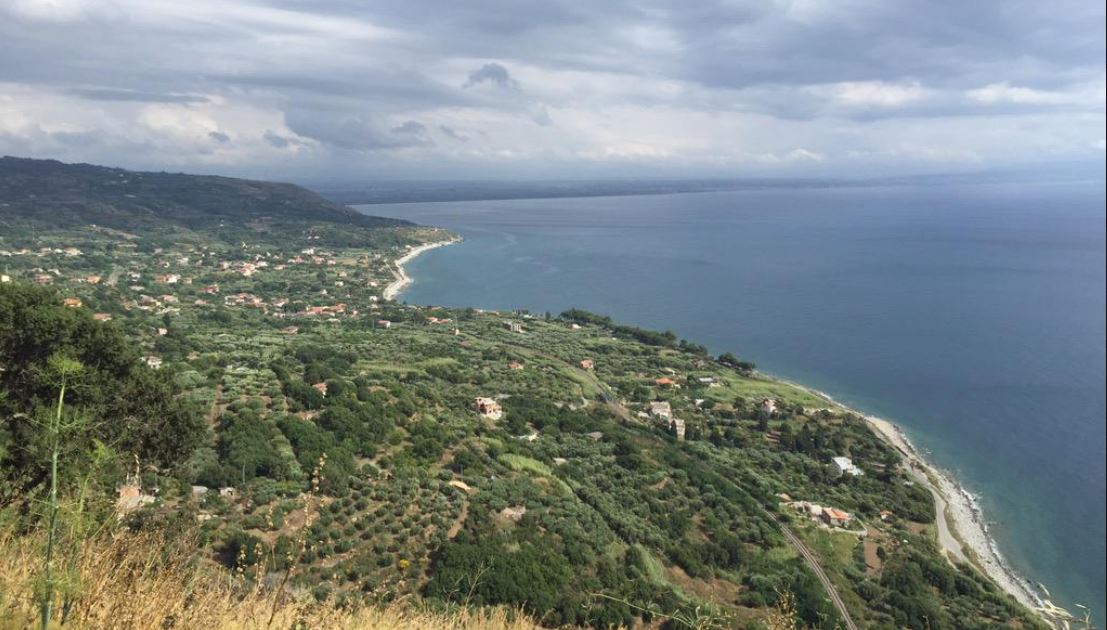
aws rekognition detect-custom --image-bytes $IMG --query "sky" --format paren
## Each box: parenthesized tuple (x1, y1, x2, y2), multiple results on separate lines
(1, 0, 1104, 181)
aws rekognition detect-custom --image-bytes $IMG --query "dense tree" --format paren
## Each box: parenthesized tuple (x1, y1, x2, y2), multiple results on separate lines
(0, 284, 204, 504)
(425, 536, 572, 619)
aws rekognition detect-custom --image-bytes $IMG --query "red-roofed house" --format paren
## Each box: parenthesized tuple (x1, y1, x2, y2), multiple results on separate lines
(822, 507, 852, 527)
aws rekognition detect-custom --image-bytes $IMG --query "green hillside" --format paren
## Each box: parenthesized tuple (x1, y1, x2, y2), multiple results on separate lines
(0, 159, 1049, 630)
(0, 156, 413, 245)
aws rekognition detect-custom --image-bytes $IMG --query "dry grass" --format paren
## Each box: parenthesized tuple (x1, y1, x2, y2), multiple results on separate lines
(0, 527, 540, 630)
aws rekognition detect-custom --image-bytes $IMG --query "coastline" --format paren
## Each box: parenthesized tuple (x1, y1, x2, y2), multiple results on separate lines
(378, 229, 1064, 625)
(382, 233, 461, 301)
(775, 376, 1058, 619)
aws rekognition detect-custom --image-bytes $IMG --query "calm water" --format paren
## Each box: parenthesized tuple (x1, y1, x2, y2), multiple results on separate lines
(357, 180, 1107, 619)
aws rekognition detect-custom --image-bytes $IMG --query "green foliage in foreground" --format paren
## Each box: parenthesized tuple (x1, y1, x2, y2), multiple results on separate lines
(0, 283, 205, 503)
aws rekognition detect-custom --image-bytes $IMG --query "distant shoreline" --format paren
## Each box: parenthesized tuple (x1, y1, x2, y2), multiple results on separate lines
(383, 233, 461, 301)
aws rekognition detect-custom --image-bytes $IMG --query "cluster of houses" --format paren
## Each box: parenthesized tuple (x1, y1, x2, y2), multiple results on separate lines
(783, 499, 855, 528)
(301, 303, 348, 317)
(116, 473, 241, 517)
(654, 374, 723, 390)
(0, 246, 82, 257)
(121, 294, 181, 315)
(224, 292, 265, 308)
(5, 242, 412, 344)
(212, 290, 360, 320)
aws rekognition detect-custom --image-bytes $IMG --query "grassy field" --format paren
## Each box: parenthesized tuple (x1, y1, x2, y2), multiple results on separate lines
(498, 453, 574, 495)
(705, 376, 829, 409)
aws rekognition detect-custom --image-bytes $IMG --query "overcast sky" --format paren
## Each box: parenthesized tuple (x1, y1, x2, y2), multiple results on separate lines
(1, 0, 1104, 180)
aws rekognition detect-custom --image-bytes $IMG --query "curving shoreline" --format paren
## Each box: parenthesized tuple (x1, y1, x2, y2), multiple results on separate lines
(776, 377, 1058, 619)
(384, 235, 1062, 624)
(864, 417, 1046, 609)
(382, 233, 461, 301)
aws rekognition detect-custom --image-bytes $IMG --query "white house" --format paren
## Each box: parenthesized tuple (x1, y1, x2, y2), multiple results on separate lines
(831, 456, 864, 477)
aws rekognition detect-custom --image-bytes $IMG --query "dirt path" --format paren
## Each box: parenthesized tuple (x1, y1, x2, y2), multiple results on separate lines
(446, 502, 468, 539)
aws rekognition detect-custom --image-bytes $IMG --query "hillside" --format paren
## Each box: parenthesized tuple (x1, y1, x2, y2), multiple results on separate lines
(0, 156, 413, 244)
(0, 159, 1052, 630)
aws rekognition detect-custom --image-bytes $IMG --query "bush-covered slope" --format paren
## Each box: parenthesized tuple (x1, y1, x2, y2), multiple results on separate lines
(0, 159, 1052, 630)
(0, 156, 412, 236)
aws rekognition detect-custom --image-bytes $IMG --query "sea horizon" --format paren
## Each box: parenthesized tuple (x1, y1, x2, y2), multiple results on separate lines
(357, 178, 1107, 622)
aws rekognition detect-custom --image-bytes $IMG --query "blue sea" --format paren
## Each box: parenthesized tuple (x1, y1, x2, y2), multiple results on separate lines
(357, 179, 1106, 620)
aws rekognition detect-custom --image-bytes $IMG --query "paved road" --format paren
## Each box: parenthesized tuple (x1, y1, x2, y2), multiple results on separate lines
(774, 518, 860, 630)
(903, 463, 968, 565)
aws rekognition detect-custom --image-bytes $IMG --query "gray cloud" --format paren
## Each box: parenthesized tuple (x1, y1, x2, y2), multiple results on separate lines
(0, 0, 1102, 178)
(463, 63, 518, 89)
(67, 87, 210, 104)
(391, 120, 427, 135)
(263, 130, 292, 148)
(439, 125, 469, 142)
(284, 110, 431, 151)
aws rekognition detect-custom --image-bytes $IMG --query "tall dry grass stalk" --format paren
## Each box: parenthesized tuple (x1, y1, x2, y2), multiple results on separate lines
(0, 526, 540, 630)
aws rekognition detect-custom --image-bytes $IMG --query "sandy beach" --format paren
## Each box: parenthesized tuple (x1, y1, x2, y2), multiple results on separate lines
(383, 233, 461, 301)
(776, 378, 1056, 619)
